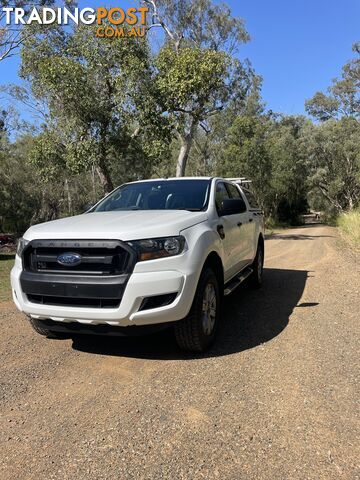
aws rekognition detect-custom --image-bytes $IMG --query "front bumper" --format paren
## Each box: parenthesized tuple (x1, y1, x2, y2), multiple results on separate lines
(11, 261, 198, 327)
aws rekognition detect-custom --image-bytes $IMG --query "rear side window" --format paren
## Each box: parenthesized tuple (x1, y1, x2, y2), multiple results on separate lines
(243, 189, 260, 209)
(225, 183, 241, 199)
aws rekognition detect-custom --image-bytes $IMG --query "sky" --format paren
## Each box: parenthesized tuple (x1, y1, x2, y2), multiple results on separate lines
(0, 0, 359, 120)
(234, 0, 360, 114)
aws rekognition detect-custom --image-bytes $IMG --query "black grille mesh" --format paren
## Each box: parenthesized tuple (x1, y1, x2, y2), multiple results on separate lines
(23, 240, 134, 276)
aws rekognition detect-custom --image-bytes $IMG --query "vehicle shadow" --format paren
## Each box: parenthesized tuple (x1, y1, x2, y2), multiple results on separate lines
(72, 267, 311, 360)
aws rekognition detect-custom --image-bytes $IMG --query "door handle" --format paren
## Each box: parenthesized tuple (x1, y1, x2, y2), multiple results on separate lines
(237, 222, 242, 227)
(217, 225, 225, 239)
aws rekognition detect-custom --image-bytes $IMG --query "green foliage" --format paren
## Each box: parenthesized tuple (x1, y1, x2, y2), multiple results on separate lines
(303, 44, 360, 214)
(0, 110, 6, 132)
(305, 92, 340, 122)
(30, 131, 66, 177)
(0, 2, 359, 235)
(0, 128, 105, 234)
(219, 115, 271, 208)
(1, 1, 49, 60)
(146, 0, 252, 176)
(144, 0, 249, 51)
(20, 23, 171, 192)
(306, 42, 360, 121)
(303, 117, 360, 213)
(0, 134, 40, 234)
(155, 46, 229, 116)
(217, 114, 309, 224)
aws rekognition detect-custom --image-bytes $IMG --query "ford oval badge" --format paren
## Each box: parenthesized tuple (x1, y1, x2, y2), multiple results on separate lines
(57, 252, 82, 267)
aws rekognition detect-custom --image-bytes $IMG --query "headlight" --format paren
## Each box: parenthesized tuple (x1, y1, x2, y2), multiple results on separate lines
(16, 238, 29, 257)
(128, 236, 186, 261)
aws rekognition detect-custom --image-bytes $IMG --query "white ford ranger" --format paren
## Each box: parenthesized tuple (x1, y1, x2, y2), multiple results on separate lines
(11, 177, 264, 352)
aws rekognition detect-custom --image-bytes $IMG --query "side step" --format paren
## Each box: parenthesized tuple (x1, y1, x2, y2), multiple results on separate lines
(224, 267, 253, 296)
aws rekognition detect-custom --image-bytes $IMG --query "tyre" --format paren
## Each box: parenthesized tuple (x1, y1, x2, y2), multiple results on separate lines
(28, 317, 68, 339)
(249, 240, 264, 289)
(174, 268, 221, 352)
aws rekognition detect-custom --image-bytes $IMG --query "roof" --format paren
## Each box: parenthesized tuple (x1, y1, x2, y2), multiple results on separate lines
(126, 177, 213, 184)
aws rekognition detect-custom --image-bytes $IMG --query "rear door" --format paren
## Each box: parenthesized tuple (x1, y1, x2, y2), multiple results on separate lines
(241, 188, 261, 261)
(215, 181, 241, 280)
(225, 183, 254, 267)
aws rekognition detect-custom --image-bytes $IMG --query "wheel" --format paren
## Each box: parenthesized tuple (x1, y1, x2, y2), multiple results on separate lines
(249, 240, 264, 289)
(28, 317, 68, 339)
(174, 268, 221, 352)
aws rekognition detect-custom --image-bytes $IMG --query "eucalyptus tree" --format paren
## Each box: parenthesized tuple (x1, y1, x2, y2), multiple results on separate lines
(0, 1, 75, 62)
(216, 113, 310, 222)
(303, 117, 360, 212)
(217, 114, 273, 214)
(304, 43, 360, 212)
(143, 0, 254, 176)
(20, 23, 171, 193)
(306, 42, 360, 121)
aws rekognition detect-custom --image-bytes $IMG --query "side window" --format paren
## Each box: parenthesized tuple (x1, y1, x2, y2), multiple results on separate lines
(243, 190, 260, 209)
(225, 183, 241, 199)
(215, 182, 230, 211)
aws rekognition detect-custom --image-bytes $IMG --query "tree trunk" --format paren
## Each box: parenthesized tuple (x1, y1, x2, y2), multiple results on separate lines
(91, 166, 96, 203)
(64, 178, 72, 216)
(176, 121, 197, 177)
(96, 163, 114, 194)
(348, 195, 354, 211)
(97, 123, 114, 193)
(317, 185, 343, 213)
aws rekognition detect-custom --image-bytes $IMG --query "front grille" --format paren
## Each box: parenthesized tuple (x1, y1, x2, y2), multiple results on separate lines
(21, 240, 137, 309)
(23, 240, 136, 276)
(27, 294, 120, 309)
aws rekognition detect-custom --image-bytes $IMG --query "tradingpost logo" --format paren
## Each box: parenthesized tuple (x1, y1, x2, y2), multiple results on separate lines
(2, 5, 149, 38)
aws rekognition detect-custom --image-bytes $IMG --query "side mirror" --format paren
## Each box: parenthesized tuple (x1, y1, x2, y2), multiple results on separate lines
(83, 203, 94, 213)
(220, 198, 247, 216)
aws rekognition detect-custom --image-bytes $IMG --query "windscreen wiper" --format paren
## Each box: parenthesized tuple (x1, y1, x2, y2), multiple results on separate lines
(177, 208, 202, 212)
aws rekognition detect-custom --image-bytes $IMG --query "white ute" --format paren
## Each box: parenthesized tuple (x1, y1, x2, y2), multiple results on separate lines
(11, 177, 265, 352)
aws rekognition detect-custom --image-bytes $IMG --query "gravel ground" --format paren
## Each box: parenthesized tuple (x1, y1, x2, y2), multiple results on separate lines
(0, 224, 359, 480)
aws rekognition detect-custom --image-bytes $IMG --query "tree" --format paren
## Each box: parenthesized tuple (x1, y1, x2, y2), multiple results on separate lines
(217, 115, 273, 213)
(304, 43, 360, 213)
(265, 115, 310, 223)
(303, 117, 360, 212)
(155, 45, 237, 176)
(217, 113, 310, 223)
(20, 23, 171, 193)
(184, 72, 264, 177)
(0, 1, 75, 62)
(0, 109, 6, 133)
(144, 0, 253, 176)
(0, 133, 40, 234)
(306, 42, 360, 121)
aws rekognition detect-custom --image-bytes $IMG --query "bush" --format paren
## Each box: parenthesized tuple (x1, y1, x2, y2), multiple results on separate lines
(338, 209, 360, 250)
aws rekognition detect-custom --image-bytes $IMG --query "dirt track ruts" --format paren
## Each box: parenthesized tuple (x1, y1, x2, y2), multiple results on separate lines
(0, 224, 359, 479)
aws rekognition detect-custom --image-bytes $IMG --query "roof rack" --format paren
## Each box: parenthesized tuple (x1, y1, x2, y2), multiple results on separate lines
(225, 178, 252, 186)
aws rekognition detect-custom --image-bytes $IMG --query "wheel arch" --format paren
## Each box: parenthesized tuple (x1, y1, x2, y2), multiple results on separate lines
(202, 251, 224, 290)
(258, 232, 264, 251)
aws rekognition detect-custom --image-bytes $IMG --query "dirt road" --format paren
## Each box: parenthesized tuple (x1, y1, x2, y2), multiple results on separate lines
(0, 225, 359, 480)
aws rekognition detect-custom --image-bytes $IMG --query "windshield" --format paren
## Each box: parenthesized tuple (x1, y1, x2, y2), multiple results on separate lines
(93, 180, 211, 212)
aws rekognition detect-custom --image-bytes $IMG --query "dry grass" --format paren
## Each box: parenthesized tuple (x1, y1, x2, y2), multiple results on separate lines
(0, 252, 15, 302)
(338, 209, 360, 251)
